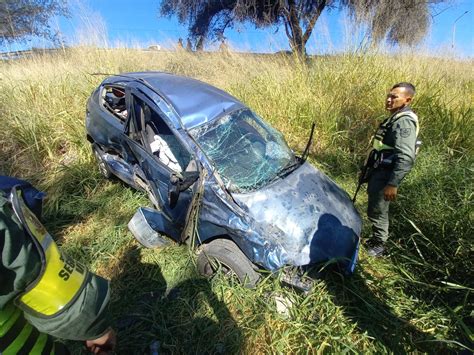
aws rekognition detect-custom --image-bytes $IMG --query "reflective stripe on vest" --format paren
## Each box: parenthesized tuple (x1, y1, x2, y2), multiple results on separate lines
(10, 187, 88, 317)
(0, 302, 55, 354)
(372, 110, 419, 151)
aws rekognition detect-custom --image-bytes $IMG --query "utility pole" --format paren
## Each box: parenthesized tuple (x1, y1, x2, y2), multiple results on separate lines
(452, 10, 469, 50)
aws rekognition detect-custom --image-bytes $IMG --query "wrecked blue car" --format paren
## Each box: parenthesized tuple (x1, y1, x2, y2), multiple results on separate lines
(86, 72, 361, 288)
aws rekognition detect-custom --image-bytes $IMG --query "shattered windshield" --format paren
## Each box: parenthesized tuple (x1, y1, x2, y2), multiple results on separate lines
(190, 108, 296, 192)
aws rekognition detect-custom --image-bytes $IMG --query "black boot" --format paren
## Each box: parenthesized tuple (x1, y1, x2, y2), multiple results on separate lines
(365, 238, 385, 258)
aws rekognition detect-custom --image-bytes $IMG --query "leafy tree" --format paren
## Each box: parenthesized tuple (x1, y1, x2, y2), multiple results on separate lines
(160, 0, 446, 56)
(0, 0, 68, 46)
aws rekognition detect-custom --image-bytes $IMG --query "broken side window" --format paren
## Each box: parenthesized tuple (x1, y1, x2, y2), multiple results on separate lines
(190, 108, 295, 192)
(101, 85, 128, 123)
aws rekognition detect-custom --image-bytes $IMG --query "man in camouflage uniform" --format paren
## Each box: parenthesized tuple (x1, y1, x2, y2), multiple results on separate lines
(366, 82, 420, 257)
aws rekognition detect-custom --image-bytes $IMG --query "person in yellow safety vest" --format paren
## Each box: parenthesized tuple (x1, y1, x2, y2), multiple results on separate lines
(365, 82, 420, 257)
(0, 184, 116, 354)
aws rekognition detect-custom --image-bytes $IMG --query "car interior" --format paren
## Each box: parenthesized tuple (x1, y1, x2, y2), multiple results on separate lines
(133, 96, 191, 173)
(102, 86, 127, 122)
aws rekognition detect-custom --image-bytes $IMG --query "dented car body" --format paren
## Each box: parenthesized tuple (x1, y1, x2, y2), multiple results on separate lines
(86, 72, 361, 280)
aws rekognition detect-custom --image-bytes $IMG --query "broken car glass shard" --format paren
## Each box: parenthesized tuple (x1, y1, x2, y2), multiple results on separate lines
(190, 108, 294, 192)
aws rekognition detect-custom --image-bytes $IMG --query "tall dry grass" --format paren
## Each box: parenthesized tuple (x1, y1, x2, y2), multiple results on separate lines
(0, 47, 472, 353)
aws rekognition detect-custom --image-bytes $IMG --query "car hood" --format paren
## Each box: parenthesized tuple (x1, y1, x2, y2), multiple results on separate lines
(232, 162, 361, 266)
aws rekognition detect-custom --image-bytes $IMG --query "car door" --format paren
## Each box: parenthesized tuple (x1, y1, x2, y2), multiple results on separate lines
(123, 89, 195, 232)
(89, 83, 129, 155)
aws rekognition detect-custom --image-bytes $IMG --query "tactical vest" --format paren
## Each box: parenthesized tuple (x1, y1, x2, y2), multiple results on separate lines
(0, 186, 88, 354)
(370, 110, 419, 168)
(372, 110, 419, 152)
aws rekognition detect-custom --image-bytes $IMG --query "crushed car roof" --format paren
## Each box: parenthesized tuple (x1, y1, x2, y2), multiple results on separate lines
(105, 71, 246, 129)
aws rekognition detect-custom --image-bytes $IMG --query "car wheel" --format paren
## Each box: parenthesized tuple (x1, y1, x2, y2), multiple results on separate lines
(92, 145, 112, 179)
(197, 239, 260, 288)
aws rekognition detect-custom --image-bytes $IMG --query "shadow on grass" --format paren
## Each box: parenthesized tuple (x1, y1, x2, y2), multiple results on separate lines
(323, 268, 450, 353)
(307, 212, 441, 351)
(302, 189, 451, 352)
(306, 150, 467, 351)
(111, 244, 243, 354)
(28, 160, 243, 352)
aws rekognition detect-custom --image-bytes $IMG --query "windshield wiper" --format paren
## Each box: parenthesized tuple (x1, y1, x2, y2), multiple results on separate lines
(301, 122, 316, 163)
(269, 158, 301, 183)
(266, 123, 315, 185)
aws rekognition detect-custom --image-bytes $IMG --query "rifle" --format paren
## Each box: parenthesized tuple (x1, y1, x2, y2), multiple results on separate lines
(352, 150, 376, 203)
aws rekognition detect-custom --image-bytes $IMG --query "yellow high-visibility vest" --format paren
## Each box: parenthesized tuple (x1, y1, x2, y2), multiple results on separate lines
(0, 302, 68, 354)
(10, 187, 88, 317)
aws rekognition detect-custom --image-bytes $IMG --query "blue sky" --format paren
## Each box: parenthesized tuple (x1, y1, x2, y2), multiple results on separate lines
(4, 0, 474, 57)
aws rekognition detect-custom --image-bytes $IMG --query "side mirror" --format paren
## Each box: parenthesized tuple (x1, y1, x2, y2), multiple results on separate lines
(168, 181, 180, 209)
(168, 171, 200, 208)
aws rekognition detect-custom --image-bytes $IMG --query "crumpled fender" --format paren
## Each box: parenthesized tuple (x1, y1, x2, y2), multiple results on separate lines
(196, 178, 290, 271)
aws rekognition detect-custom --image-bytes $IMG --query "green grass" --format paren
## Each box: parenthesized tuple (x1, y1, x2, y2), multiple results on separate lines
(0, 48, 472, 353)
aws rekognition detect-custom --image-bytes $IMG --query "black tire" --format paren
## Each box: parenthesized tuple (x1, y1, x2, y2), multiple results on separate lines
(197, 239, 260, 288)
(92, 145, 113, 179)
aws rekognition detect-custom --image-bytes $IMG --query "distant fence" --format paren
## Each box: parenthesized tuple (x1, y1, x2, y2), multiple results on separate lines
(0, 48, 67, 61)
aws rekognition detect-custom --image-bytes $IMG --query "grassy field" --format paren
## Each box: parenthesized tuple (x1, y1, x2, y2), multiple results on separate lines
(0, 48, 472, 353)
